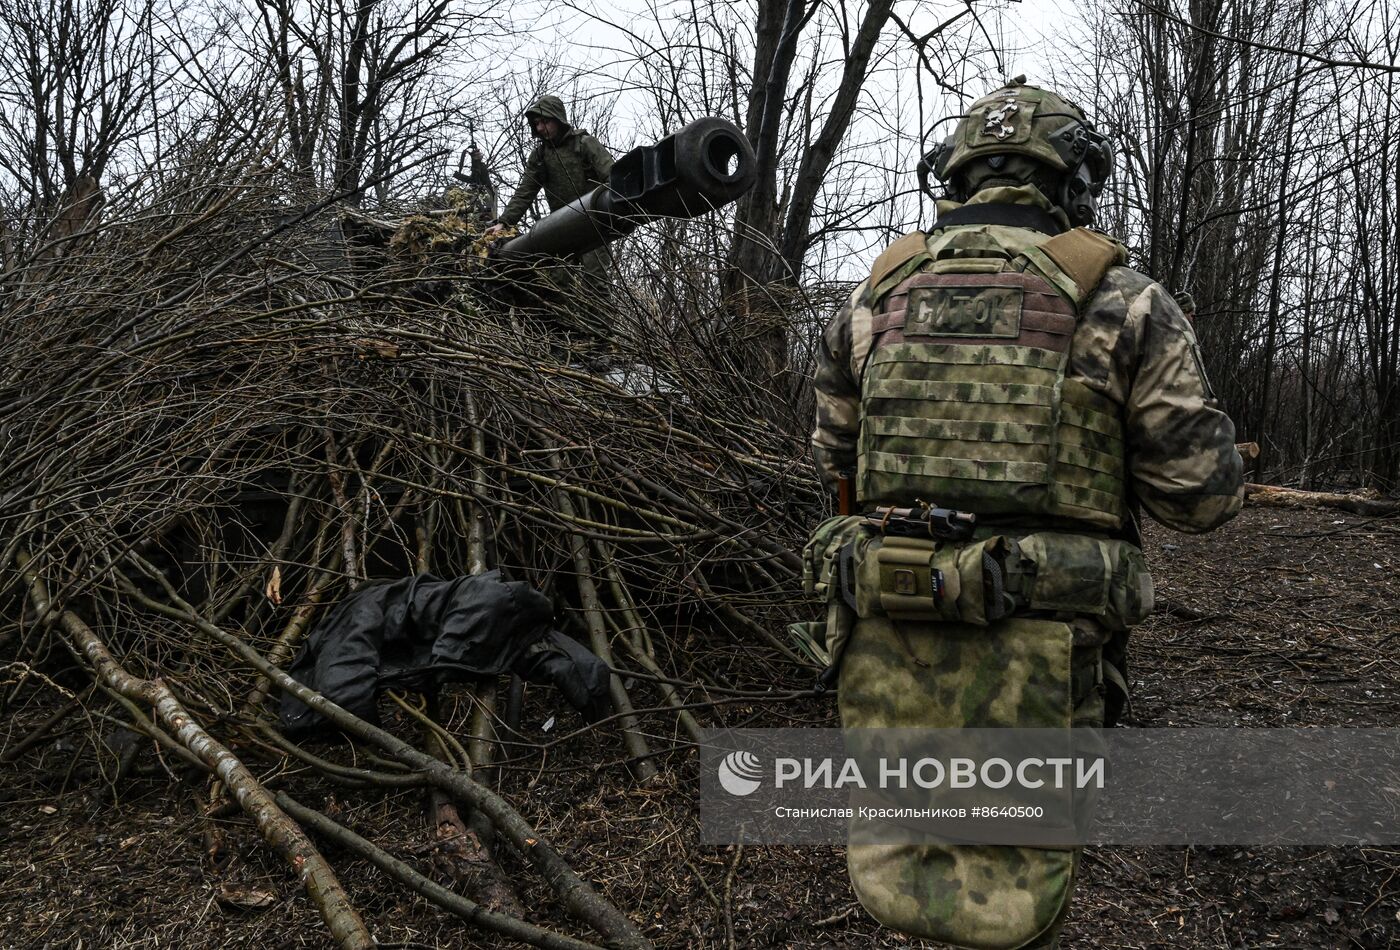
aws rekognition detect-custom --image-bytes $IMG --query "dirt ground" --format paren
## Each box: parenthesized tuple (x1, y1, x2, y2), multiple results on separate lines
(2, 505, 1398, 949)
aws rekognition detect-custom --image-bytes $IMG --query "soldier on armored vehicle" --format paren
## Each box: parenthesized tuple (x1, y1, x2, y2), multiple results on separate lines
(483, 95, 615, 342)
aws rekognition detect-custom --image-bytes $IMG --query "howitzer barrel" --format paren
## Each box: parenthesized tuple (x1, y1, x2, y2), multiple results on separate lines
(497, 117, 755, 260)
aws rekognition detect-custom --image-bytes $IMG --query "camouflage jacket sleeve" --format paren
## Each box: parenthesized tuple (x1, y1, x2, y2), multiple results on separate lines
(810, 281, 869, 490)
(498, 146, 545, 226)
(579, 133, 613, 183)
(1090, 270, 1244, 533)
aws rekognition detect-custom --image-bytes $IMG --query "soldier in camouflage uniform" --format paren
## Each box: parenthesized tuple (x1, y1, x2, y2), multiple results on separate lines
(487, 95, 614, 285)
(805, 78, 1243, 949)
(1173, 290, 1197, 326)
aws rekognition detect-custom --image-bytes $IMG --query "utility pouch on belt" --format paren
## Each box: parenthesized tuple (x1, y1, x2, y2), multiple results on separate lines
(794, 516, 869, 682)
(854, 535, 982, 624)
(801, 515, 866, 602)
(1010, 533, 1154, 631)
(849, 531, 1153, 631)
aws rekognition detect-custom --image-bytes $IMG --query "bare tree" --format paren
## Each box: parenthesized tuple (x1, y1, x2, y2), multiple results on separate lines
(0, 0, 167, 252)
(1065, 0, 1400, 488)
(247, 0, 505, 202)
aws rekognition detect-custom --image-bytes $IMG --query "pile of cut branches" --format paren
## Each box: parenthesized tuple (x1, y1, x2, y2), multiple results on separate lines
(0, 147, 833, 947)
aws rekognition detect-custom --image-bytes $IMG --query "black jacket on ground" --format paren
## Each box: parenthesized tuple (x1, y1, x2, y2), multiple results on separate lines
(279, 571, 608, 736)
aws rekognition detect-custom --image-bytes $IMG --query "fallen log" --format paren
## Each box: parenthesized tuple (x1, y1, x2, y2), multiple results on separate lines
(1244, 483, 1400, 516)
(18, 552, 375, 950)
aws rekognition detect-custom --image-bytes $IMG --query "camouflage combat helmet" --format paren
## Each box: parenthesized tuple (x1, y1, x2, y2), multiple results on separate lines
(917, 76, 1113, 225)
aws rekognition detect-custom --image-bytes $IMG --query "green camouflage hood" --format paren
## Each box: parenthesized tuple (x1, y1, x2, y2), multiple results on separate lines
(524, 95, 570, 129)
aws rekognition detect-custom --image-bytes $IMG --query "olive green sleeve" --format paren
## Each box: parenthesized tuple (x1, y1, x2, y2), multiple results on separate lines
(810, 282, 866, 490)
(581, 133, 613, 184)
(498, 146, 544, 226)
(1117, 276, 1244, 533)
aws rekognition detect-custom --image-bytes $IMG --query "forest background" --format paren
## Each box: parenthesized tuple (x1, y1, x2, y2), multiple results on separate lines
(3, 1, 1400, 946)
(3, 0, 1398, 489)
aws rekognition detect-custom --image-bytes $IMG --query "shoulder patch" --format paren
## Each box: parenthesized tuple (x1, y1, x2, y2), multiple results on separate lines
(1036, 228, 1127, 299)
(869, 231, 928, 291)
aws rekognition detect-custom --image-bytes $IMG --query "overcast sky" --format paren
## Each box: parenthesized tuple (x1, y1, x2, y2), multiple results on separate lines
(504, 0, 1069, 147)
(480, 0, 1077, 277)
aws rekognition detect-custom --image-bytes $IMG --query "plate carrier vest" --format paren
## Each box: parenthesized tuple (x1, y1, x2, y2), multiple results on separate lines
(856, 220, 1128, 531)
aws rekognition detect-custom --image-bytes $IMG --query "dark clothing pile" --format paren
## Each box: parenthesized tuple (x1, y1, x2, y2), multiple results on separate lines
(279, 571, 608, 736)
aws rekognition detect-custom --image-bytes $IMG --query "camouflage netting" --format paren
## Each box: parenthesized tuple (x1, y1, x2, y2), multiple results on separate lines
(0, 148, 834, 948)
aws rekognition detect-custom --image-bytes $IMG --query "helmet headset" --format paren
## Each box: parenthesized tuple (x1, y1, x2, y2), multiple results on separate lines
(916, 84, 1114, 227)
